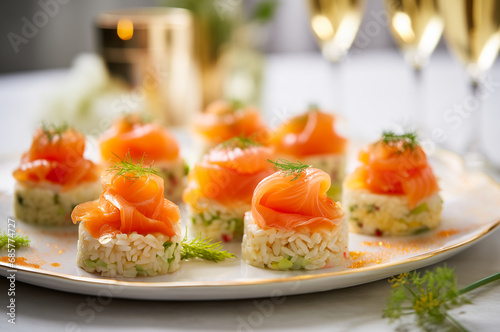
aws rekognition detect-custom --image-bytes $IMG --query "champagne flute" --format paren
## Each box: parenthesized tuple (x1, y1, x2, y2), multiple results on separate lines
(386, 0, 443, 70)
(307, 0, 365, 110)
(385, 0, 444, 130)
(438, 0, 500, 168)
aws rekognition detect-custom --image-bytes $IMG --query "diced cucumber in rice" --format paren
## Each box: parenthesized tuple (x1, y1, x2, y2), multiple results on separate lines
(13, 181, 101, 226)
(242, 212, 348, 270)
(76, 222, 181, 277)
(154, 158, 186, 202)
(186, 201, 248, 242)
(410, 203, 428, 215)
(343, 188, 442, 236)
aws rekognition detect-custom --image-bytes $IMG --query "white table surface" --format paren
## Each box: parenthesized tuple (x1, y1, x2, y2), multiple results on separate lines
(1, 50, 500, 331)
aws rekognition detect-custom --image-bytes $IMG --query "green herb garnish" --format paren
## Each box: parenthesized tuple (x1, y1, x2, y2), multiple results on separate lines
(180, 233, 236, 262)
(384, 265, 500, 331)
(42, 122, 69, 142)
(123, 112, 152, 125)
(252, 0, 279, 23)
(307, 103, 320, 111)
(0, 231, 30, 250)
(229, 99, 245, 111)
(268, 159, 311, 181)
(380, 131, 419, 152)
(107, 152, 158, 181)
(217, 136, 261, 150)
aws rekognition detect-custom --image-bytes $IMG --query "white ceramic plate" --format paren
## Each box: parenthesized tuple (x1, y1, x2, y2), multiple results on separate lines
(1, 149, 499, 300)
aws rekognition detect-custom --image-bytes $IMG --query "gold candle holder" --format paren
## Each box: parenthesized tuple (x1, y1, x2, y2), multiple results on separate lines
(96, 7, 200, 126)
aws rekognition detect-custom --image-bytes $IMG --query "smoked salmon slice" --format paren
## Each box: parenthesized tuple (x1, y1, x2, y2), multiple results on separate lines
(251, 162, 344, 232)
(183, 138, 274, 207)
(345, 132, 439, 208)
(99, 114, 179, 164)
(13, 124, 99, 189)
(72, 161, 180, 239)
(194, 100, 270, 146)
(271, 108, 347, 157)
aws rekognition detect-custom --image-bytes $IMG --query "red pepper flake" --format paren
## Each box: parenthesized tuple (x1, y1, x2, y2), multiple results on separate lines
(345, 251, 381, 269)
(346, 229, 465, 269)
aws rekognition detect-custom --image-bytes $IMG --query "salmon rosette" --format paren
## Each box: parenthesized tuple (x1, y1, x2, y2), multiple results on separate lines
(193, 100, 270, 153)
(241, 161, 347, 271)
(183, 137, 274, 242)
(343, 132, 443, 236)
(72, 161, 181, 277)
(13, 124, 101, 225)
(99, 114, 186, 201)
(271, 107, 347, 201)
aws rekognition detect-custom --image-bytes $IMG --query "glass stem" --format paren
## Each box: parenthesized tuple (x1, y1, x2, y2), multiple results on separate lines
(467, 80, 481, 151)
(413, 67, 423, 132)
(330, 61, 343, 112)
(464, 80, 486, 169)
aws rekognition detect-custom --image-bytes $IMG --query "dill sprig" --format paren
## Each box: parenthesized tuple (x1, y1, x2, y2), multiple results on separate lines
(217, 136, 261, 150)
(0, 231, 30, 250)
(42, 122, 69, 142)
(268, 159, 310, 181)
(181, 233, 236, 262)
(107, 152, 158, 181)
(383, 266, 500, 331)
(380, 131, 419, 152)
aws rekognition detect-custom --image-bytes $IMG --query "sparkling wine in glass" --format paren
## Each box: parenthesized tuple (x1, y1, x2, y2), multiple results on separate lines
(308, 0, 365, 62)
(307, 0, 365, 110)
(386, 0, 444, 131)
(438, 0, 500, 168)
(386, 0, 444, 71)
